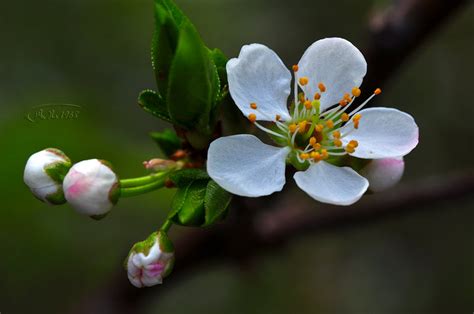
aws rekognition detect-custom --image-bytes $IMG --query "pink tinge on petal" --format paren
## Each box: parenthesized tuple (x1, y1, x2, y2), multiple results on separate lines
(378, 158, 404, 167)
(65, 171, 90, 198)
(144, 261, 166, 277)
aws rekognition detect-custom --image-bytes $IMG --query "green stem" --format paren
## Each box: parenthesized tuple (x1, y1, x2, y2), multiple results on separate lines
(120, 176, 168, 197)
(160, 219, 173, 233)
(120, 173, 167, 188)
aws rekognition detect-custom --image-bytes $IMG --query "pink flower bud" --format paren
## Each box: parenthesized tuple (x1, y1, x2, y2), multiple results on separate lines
(126, 231, 174, 288)
(360, 157, 405, 192)
(63, 159, 120, 217)
(23, 148, 71, 204)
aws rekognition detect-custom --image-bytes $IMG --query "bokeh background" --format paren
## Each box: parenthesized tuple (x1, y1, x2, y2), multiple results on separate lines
(0, 0, 472, 313)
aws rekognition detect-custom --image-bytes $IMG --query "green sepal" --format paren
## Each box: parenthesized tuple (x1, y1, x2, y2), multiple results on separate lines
(166, 20, 220, 134)
(202, 180, 232, 227)
(209, 48, 228, 101)
(169, 168, 209, 187)
(150, 129, 182, 157)
(44, 187, 66, 205)
(44, 160, 71, 184)
(138, 89, 171, 122)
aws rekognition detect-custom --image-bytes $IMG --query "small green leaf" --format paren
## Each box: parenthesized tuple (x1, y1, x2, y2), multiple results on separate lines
(203, 180, 232, 227)
(167, 20, 220, 133)
(169, 168, 209, 187)
(150, 129, 182, 157)
(169, 180, 208, 226)
(209, 48, 228, 99)
(138, 89, 171, 122)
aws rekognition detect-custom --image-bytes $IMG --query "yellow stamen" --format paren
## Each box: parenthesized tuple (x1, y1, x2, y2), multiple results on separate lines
(332, 130, 341, 139)
(309, 137, 317, 145)
(275, 114, 281, 121)
(314, 93, 321, 100)
(351, 87, 361, 97)
(299, 77, 309, 86)
(304, 100, 312, 110)
(292, 64, 299, 72)
(353, 113, 362, 129)
(313, 143, 321, 150)
(321, 149, 329, 159)
(339, 99, 349, 107)
(248, 113, 257, 123)
(326, 120, 334, 129)
(343, 93, 352, 101)
(345, 145, 355, 154)
(341, 113, 349, 122)
(374, 88, 382, 95)
(349, 140, 359, 148)
(318, 82, 326, 92)
(250, 102, 257, 109)
(334, 139, 342, 147)
(310, 152, 321, 161)
(300, 153, 309, 160)
(298, 121, 308, 133)
(315, 124, 324, 132)
(289, 123, 297, 133)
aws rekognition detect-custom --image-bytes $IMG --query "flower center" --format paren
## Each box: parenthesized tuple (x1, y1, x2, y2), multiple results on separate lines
(246, 65, 381, 166)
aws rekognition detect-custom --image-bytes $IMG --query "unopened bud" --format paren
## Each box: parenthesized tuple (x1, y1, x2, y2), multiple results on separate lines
(23, 148, 71, 204)
(63, 159, 120, 218)
(126, 231, 174, 288)
(143, 158, 177, 171)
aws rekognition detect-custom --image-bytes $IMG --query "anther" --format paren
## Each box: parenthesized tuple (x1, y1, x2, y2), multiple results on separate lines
(321, 149, 329, 159)
(300, 153, 309, 160)
(326, 120, 334, 129)
(304, 100, 312, 110)
(314, 93, 321, 100)
(289, 123, 297, 133)
(275, 114, 281, 121)
(292, 65, 299, 72)
(332, 131, 341, 139)
(310, 152, 321, 161)
(250, 102, 257, 109)
(341, 113, 349, 122)
(352, 87, 361, 97)
(318, 82, 326, 93)
(299, 77, 309, 86)
(339, 99, 349, 107)
(248, 113, 257, 123)
(353, 113, 361, 129)
(349, 140, 359, 148)
(309, 137, 317, 145)
(374, 88, 382, 95)
(345, 145, 355, 154)
(313, 143, 321, 150)
(315, 124, 324, 132)
(343, 93, 352, 101)
(334, 139, 342, 147)
(298, 121, 308, 133)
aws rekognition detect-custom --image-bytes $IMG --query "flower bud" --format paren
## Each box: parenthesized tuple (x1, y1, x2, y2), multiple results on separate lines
(63, 159, 120, 218)
(126, 231, 174, 288)
(360, 157, 405, 192)
(23, 148, 72, 204)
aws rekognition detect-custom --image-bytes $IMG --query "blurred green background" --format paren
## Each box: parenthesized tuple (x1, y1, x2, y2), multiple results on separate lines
(0, 0, 472, 313)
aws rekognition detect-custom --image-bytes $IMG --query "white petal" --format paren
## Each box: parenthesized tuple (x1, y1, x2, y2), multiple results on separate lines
(341, 108, 419, 159)
(207, 134, 290, 197)
(298, 38, 367, 111)
(360, 157, 405, 192)
(294, 161, 369, 206)
(227, 44, 292, 121)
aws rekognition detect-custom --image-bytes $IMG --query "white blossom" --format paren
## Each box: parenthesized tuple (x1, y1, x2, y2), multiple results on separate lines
(207, 38, 419, 205)
(360, 157, 405, 192)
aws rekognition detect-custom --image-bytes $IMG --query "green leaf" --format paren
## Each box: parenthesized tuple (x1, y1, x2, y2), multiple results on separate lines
(203, 180, 232, 227)
(151, 0, 184, 99)
(150, 129, 182, 157)
(169, 168, 209, 187)
(169, 180, 208, 226)
(166, 20, 220, 133)
(209, 48, 228, 98)
(138, 89, 171, 122)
